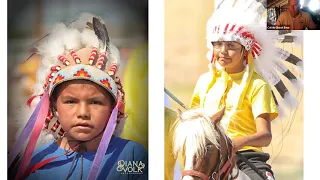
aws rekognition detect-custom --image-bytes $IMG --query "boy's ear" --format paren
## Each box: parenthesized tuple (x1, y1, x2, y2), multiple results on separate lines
(49, 98, 58, 116)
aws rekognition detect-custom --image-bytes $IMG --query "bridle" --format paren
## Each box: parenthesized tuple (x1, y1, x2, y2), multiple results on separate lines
(182, 127, 238, 180)
(163, 88, 238, 180)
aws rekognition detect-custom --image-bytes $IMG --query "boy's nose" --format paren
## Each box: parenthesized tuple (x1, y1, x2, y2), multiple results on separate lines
(77, 102, 90, 119)
(220, 44, 227, 52)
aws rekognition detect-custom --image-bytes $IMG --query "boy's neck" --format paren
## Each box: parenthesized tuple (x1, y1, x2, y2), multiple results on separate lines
(57, 135, 103, 152)
(225, 65, 245, 74)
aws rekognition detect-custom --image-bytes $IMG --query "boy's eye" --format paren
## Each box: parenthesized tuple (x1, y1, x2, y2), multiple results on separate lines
(213, 42, 222, 46)
(91, 101, 102, 105)
(227, 44, 234, 48)
(65, 100, 76, 104)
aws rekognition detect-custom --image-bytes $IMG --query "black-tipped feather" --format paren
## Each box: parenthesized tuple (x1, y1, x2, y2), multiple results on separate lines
(282, 70, 297, 81)
(274, 80, 289, 98)
(92, 17, 110, 51)
(285, 54, 303, 66)
(271, 90, 279, 106)
(86, 22, 93, 30)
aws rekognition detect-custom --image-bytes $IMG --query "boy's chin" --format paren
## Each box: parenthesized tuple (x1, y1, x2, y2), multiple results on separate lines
(68, 132, 99, 142)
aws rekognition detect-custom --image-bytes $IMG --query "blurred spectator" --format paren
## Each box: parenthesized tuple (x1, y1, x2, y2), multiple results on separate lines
(276, 0, 317, 29)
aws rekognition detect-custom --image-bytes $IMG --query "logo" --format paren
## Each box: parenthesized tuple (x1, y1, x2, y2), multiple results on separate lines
(266, 171, 275, 180)
(116, 160, 145, 174)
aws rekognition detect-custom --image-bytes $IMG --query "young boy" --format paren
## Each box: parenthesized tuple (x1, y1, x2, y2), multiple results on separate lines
(185, 1, 303, 179)
(8, 14, 148, 180)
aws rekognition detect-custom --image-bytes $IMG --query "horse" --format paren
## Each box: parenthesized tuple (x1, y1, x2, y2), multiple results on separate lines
(172, 107, 252, 180)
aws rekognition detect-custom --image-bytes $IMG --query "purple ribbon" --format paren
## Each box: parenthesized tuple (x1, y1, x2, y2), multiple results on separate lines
(87, 107, 119, 180)
(8, 94, 45, 167)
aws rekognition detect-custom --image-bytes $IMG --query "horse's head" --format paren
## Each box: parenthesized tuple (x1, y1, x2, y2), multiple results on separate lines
(172, 107, 238, 180)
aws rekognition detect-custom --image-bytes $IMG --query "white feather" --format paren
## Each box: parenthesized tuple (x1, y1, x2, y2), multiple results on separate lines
(81, 29, 100, 48)
(63, 28, 81, 50)
(109, 43, 121, 68)
(206, 50, 213, 63)
(291, 31, 303, 47)
(33, 66, 51, 95)
(295, 61, 304, 74)
(290, 78, 304, 94)
(30, 96, 41, 109)
(282, 92, 298, 110)
(272, 105, 286, 124)
(68, 12, 101, 31)
(37, 24, 66, 57)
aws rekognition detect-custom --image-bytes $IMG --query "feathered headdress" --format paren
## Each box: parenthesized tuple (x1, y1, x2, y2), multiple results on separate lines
(205, 0, 303, 121)
(8, 13, 125, 180)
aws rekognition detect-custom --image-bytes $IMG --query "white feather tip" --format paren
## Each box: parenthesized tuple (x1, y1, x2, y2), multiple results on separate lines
(295, 61, 303, 74)
(282, 92, 299, 110)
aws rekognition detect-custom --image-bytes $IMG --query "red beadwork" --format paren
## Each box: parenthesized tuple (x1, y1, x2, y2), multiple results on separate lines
(50, 65, 61, 71)
(58, 128, 65, 136)
(96, 52, 106, 68)
(58, 55, 70, 66)
(252, 46, 259, 56)
(100, 78, 112, 90)
(210, 53, 214, 63)
(89, 47, 98, 65)
(110, 63, 117, 72)
(229, 24, 236, 33)
(44, 112, 53, 129)
(223, 24, 229, 34)
(253, 42, 262, 51)
(70, 49, 81, 64)
(234, 26, 244, 35)
(73, 68, 91, 78)
(108, 63, 118, 75)
(51, 121, 60, 132)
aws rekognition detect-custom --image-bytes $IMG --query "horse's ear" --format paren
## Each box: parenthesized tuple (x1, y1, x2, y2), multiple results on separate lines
(210, 106, 225, 125)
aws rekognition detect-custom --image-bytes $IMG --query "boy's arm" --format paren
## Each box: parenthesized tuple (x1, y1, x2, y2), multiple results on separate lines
(231, 83, 277, 151)
(231, 114, 272, 151)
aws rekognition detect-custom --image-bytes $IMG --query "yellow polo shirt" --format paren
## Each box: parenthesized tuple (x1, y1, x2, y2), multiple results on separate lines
(190, 70, 278, 152)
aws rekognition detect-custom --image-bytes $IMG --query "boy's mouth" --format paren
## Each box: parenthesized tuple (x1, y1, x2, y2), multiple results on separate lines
(75, 122, 92, 128)
(219, 57, 231, 61)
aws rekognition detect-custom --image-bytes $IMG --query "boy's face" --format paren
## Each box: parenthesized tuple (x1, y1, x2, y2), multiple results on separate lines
(213, 41, 244, 69)
(54, 79, 114, 141)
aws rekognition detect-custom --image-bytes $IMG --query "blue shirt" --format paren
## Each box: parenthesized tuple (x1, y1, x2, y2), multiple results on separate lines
(26, 136, 148, 180)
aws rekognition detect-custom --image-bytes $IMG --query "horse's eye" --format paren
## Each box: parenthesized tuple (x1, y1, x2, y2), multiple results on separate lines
(205, 144, 214, 150)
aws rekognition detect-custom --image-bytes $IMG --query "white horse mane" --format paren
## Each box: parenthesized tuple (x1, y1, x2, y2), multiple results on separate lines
(173, 108, 223, 158)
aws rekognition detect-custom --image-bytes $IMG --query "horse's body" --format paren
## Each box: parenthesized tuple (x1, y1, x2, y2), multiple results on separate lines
(172, 108, 252, 180)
